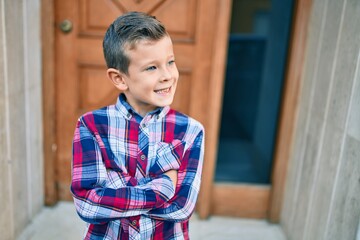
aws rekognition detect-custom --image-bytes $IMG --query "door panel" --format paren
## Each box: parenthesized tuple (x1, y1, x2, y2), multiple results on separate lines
(78, 66, 116, 111)
(78, 0, 197, 41)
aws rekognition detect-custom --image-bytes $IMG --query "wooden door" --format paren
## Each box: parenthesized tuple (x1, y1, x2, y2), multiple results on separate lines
(53, 0, 232, 215)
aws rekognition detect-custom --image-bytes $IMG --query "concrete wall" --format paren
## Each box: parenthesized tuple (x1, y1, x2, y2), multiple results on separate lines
(281, 0, 360, 239)
(0, 0, 43, 239)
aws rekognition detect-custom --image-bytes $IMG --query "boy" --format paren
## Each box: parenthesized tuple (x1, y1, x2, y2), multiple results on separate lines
(71, 12, 205, 240)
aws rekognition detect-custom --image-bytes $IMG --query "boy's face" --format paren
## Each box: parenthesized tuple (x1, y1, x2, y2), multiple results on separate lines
(121, 36, 179, 116)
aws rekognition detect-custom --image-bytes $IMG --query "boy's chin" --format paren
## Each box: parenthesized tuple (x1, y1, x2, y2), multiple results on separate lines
(156, 100, 173, 108)
(154, 96, 175, 107)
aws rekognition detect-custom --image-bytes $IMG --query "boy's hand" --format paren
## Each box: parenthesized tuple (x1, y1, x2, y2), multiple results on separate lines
(149, 140, 184, 177)
(164, 169, 177, 189)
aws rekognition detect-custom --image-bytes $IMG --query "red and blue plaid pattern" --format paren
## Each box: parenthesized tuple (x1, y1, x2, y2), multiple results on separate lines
(71, 95, 204, 239)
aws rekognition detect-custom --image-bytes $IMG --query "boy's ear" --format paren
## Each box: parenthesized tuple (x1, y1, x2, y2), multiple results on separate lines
(106, 68, 128, 91)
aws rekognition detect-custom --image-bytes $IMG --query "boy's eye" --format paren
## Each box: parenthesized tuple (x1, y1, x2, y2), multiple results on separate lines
(168, 60, 175, 65)
(145, 66, 157, 71)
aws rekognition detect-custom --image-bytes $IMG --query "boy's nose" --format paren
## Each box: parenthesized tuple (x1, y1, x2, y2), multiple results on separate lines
(160, 68, 172, 81)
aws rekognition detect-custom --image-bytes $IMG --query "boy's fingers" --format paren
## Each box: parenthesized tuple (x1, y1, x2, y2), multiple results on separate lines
(164, 170, 178, 188)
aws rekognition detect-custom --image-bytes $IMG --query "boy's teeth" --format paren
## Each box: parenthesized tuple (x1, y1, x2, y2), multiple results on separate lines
(156, 87, 170, 93)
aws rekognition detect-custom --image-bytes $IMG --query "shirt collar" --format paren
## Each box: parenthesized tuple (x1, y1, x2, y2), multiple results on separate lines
(115, 94, 170, 121)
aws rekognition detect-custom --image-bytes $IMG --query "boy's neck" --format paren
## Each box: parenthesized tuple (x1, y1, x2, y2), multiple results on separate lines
(119, 94, 161, 118)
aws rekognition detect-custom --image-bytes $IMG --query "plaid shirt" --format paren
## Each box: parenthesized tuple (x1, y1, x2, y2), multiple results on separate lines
(71, 94, 204, 240)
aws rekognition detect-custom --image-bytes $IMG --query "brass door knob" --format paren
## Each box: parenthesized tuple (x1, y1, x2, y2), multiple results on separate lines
(59, 19, 73, 33)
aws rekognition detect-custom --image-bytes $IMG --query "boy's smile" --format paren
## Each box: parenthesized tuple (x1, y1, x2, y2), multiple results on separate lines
(154, 86, 171, 94)
(113, 36, 179, 117)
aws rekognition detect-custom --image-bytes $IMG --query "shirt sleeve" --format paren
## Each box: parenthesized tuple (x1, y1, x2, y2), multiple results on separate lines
(70, 118, 175, 224)
(145, 128, 205, 222)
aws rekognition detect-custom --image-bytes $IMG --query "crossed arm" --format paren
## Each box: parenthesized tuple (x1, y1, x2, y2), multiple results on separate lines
(71, 118, 204, 224)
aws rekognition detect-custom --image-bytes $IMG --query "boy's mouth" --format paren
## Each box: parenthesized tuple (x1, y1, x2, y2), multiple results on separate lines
(154, 86, 171, 94)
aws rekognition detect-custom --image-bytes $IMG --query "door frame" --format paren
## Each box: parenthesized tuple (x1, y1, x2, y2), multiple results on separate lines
(268, 0, 313, 221)
(42, 0, 57, 205)
(198, 0, 313, 221)
(41, 0, 313, 222)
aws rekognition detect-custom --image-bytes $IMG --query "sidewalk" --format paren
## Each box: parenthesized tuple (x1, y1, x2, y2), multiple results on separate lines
(18, 201, 286, 240)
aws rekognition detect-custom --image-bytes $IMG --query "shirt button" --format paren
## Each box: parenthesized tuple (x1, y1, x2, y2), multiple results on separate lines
(140, 154, 146, 160)
(132, 220, 137, 225)
(127, 113, 131, 118)
(142, 123, 146, 128)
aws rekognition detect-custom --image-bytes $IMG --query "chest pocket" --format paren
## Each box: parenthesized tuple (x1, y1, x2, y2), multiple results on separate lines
(148, 139, 186, 176)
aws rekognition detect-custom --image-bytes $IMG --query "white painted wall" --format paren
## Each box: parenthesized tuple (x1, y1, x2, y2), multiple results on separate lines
(0, 0, 43, 239)
(281, 0, 360, 239)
